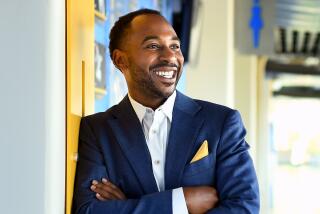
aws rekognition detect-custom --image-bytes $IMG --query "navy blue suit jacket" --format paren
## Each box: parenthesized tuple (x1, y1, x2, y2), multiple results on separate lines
(73, 91, 259, 213)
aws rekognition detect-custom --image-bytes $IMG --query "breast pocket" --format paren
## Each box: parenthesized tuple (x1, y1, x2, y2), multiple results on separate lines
(181, 153, 215, 186)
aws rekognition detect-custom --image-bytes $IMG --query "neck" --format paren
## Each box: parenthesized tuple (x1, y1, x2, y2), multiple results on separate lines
(129, 91, 166, 110)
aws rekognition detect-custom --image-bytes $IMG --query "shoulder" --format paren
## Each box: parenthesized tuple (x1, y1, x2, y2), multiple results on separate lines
(81, 104, 118, 127)
(177, 91, 236, 117)
(194, 99, 233, 114)
(195, 99, 242, 124)
(176, 92, 242, 127)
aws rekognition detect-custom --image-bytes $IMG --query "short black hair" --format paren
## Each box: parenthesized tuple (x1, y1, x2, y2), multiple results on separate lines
(108, 8, 162, 59)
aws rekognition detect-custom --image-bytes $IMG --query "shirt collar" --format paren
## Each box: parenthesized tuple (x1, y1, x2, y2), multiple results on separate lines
(128, 91, 176, 123)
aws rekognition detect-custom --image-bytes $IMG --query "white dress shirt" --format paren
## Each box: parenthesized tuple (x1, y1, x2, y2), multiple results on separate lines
(128, 91, 188, 214)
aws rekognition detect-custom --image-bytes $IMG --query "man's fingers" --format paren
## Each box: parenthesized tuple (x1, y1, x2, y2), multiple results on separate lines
(92, 187, 117, 200)
(91, 179, 126, 200)
(96, 193, 107, 201)
(91, 181, 118, 200)
(102, 178, 126, 199)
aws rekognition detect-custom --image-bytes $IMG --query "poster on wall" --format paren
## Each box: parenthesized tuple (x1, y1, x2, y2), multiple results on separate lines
(95, 0, 106, 15)
(108, 63, 128, 106)
(94, 42, 107, 98)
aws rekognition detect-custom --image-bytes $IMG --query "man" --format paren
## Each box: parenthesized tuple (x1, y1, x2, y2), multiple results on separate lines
(73, 9, 259, 214)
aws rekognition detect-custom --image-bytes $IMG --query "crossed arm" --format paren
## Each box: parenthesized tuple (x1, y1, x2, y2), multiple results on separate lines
(90, 178, 219, 214)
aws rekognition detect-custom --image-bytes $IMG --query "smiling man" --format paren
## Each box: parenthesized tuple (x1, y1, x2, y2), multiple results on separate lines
(73, 9, 259, 214)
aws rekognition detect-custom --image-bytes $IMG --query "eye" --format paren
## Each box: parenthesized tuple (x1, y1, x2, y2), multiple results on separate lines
(170, 44, 180, 50)
(146, 43, 161, 49)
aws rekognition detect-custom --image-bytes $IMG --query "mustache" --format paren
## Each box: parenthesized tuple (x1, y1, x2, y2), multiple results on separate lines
(150, 62, 179, 70)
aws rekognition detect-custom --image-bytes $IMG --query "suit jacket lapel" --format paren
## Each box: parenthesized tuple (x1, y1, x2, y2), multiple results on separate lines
(165, 92, 204, 190)
(108, 95, 159, 194)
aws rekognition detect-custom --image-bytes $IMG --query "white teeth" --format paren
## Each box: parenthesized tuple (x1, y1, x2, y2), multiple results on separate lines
(155, 71, 174, 79)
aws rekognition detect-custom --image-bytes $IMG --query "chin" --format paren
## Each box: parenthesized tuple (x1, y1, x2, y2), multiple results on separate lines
(151, 83, 176, 99)
(160, 88, 175, 98)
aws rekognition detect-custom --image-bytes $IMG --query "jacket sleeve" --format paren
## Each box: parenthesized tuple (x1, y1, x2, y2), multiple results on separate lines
(72, 117, 173, 214)
(209, 110, 260, 214)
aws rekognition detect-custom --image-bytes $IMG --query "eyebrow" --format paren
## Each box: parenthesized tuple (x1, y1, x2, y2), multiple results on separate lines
(141, 35, 181, 45)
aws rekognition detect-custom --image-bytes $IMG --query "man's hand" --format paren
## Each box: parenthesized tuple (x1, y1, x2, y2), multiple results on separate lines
(183, 186, 219, 214)
(90, 178, 126, 201)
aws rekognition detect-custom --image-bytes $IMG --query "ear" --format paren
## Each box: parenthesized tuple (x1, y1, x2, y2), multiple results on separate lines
(112, 49, 129, 73)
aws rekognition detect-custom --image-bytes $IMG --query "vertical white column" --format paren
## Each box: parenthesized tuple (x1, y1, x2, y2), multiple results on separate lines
(234, 53, 258, 159)
(256, 57, 272, 214)
(44, 0, 65, 213)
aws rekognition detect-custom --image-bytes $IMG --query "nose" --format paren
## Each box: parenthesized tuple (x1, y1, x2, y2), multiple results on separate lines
(159, 46, 176, 63)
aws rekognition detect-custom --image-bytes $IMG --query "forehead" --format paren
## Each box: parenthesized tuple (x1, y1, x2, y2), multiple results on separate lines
(128, 14, 178, 41)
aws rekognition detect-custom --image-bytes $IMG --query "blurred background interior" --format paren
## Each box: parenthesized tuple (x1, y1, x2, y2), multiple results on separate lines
(1, 0, 320, 213)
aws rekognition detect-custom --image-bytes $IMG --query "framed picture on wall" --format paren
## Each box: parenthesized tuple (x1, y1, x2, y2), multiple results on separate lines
(94, 42, 107, 97)
(95, 0, 106, 20)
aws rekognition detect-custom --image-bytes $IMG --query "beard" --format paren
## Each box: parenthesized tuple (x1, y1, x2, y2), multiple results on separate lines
(128, 62, 180, 100)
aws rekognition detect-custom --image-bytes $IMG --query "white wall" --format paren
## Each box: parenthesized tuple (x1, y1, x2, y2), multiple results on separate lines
(186, 0, 234, 107)
(0, 0, 65, 213)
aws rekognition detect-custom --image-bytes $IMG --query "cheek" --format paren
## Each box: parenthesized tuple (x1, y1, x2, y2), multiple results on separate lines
(131, 54, 155, 70)
(177, 52, 184, 65)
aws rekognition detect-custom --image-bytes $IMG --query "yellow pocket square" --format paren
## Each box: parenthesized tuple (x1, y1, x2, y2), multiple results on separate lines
(190, 140, 209, 163)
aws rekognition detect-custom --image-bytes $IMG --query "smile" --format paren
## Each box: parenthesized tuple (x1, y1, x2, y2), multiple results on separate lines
(155, 71, 175, 79)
